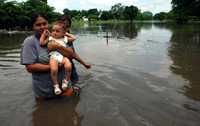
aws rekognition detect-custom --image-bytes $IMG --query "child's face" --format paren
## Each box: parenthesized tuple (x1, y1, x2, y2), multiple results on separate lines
(51, 24, 65, 39)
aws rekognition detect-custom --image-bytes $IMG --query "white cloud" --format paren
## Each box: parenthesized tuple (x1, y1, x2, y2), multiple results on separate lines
(16, 0, 171, 14)
(78, 0, 139, 10)
(135, 0, 171, 14)
(48, 0, 69, 13)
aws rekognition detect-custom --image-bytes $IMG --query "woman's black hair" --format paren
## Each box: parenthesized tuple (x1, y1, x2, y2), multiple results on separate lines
(30, 12, 48, 27)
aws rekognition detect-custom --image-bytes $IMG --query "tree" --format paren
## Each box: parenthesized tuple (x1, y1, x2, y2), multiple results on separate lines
(0, 0, 23, 29)
(110, 3, 124, 20)
(99, 11, 111, 20)
(88, 8, 99, 20)
(68, 10, 81, 20)
(21, 0, 56, 26)
(0, 0, 58, 29)
(135, 10, 143, 20)
(123, 5, 138, 21)
(41, 0, 47, 3)
(142, 11, 153, 20)
(63, 8, 70, 16)
(171, 0, 200, 22)
(154, 12, 167, 20)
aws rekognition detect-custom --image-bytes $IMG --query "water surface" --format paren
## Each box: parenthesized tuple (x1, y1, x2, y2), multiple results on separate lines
(0, 22, 200, 126)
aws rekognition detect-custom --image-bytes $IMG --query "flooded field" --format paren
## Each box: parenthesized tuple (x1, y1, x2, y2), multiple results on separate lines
(0, 22, 200, 126)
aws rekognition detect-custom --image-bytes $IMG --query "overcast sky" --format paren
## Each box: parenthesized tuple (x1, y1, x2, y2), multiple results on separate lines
(17, 0, 172, 14)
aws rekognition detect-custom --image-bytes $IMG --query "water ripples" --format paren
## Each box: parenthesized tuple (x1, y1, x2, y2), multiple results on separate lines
(1, 23, 200, 126)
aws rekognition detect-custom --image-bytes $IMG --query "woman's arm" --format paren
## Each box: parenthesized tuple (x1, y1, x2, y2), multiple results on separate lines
(26, 64, 50, 73)
(48, 41, 75, 59)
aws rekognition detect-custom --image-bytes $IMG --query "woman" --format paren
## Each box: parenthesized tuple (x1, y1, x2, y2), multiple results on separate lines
(20, 13, 78, 99)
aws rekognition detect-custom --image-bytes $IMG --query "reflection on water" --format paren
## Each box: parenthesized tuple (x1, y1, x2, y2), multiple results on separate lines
(0, 22, 200, 126)
(0, 33, 29, 50)
(74, 22, 140, 40)
(168, 24, 200, 101)
(32, 97, 82, 126)
(0, 33, 28, 68)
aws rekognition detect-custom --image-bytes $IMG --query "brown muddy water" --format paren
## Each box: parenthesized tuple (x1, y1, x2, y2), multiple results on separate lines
(0, 22, 200, 126)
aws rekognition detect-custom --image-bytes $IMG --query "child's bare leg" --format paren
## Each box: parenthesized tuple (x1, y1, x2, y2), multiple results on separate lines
(50, 58, 61, 95)
(62, 57, 72, 81)
(61, 57, 72, 90)
(73, 52, 91, 69)
(50, 58, 59, 85)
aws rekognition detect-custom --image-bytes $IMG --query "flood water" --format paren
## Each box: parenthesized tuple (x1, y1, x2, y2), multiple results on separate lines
(0, 22, 200, 126)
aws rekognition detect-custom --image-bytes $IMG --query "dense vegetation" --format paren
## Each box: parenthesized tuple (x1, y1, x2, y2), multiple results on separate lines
(0, 0, 199, 30)
(0, 0, 60, 30)
(171, 0, 200, 23)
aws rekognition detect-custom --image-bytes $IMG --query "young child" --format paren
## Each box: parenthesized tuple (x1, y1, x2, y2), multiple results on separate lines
(40, 21, 74, 95)
(57, 15, 92, 69)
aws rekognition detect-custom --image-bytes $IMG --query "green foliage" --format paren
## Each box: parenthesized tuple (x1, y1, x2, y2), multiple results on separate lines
(88, 9, 98, 15)
(0, 0, 59, 30)
(123, 5, 138, 21)
(110, 3, 124, 20)
(99, 11, 112, 20)
(135, 10, 143, 20)
(63, 8, 70, 16)
(154, 12, 167, 20)
(142, 11, 153, 20)
(171, 0, 200, 23)
(87, 8, 99, 20)
(5, 1, 199, 30)
(63, 3, 140, 21)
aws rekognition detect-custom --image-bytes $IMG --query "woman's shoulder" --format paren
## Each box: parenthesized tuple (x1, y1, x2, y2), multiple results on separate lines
(23, 35, 38, 45)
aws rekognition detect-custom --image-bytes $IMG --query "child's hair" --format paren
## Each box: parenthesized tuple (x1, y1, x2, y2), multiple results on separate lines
(52, 21, 67, 32)
(57, 15, 71, 32)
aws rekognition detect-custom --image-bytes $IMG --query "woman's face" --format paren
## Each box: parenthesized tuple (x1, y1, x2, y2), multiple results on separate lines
(33, 16, 48, 35)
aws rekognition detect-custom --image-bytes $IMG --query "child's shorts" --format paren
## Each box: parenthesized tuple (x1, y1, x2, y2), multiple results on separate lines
(50, 51, 63, 63)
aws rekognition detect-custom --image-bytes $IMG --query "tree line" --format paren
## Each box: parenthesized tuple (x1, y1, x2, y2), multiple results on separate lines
(171, 0, 200, 23)
(0, 0, 199, 30)
(0, 0, 60, 30)
(63, 3, 154, 21)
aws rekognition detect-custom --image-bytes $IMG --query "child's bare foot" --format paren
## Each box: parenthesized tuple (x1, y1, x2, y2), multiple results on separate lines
(84, 64, 91, 69)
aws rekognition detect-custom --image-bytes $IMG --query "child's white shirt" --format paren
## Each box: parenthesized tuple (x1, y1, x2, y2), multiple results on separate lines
(49, 36, 68, 47)
(49, 36, 68, 63)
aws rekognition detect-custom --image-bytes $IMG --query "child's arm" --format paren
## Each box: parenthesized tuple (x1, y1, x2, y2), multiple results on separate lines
(65, 32, 76, 43)
(73, 52, 91, 69)
(40, 30, 50, 46)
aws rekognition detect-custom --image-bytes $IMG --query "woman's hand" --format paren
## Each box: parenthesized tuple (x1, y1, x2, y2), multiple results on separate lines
(44, 30, 50, 37)
(48, 41, 74, 59)
(47, 40, 62, 51)
(40, 30, 50, 46)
